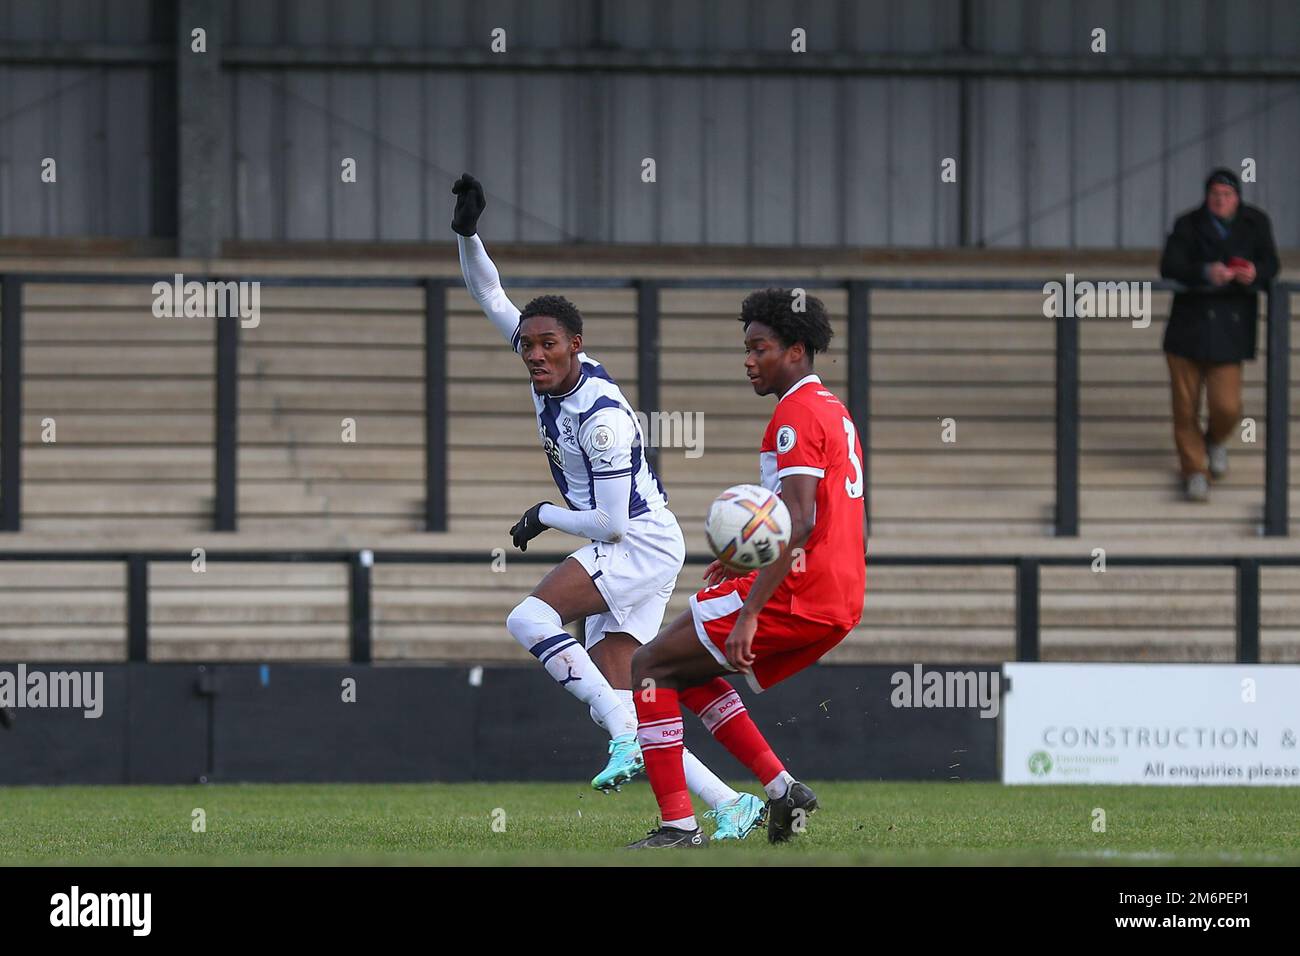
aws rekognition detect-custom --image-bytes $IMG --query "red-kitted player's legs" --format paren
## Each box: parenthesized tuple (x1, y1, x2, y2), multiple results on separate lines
(627, 589, 831, 848)
(632, 687, 693, 826)
(631, 672, 791, 841)
(628, 606, 802, 848)
(679, 678, 788, 791)
(627, 608, 732, 847)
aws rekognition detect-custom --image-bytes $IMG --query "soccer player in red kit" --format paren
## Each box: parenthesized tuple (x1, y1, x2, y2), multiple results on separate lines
(625, 288, 867, 848)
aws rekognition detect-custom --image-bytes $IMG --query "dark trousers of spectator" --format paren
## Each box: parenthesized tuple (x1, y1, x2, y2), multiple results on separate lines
(1165, 353, 1242, 478)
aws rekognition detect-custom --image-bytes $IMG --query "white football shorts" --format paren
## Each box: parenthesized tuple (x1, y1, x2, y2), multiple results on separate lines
(570, 508, 686, 647)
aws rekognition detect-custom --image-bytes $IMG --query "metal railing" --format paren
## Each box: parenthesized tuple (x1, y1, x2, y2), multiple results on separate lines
(0, 549, 1288, 665)
(0, 273, 1293, 535)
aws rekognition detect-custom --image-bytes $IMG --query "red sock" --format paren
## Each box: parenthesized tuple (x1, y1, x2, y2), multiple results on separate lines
(634, 687, 693, 823)
(680, 678, 785, 787)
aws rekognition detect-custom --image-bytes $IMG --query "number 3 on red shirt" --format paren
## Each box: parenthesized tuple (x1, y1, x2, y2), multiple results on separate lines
(843, 417, 864, 499)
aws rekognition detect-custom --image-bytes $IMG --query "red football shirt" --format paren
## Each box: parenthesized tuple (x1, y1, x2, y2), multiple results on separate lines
(759, 374, 867, 628)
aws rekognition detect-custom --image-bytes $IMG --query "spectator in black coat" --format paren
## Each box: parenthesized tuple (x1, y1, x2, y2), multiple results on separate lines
(1159, 168, 1279, 502)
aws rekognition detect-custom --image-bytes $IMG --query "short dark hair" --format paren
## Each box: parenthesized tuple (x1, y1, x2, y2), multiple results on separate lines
(1205, 167, 1241, 196)
(520, 294, 583, 338)
(738, 288, 833, 356)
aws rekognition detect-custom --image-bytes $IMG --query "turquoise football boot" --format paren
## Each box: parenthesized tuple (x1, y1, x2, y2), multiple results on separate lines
(705, 792, 767, 840)
(592, 733, 644, 792)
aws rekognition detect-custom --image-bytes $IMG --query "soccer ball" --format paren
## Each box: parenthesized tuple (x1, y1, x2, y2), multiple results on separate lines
(705, 484, 792, 572)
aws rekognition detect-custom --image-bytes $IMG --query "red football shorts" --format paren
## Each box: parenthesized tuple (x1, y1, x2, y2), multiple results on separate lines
(688, 572, 853, 692)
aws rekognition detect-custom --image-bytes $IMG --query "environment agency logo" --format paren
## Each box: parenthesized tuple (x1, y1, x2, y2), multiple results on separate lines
(1028, 751, 1053, 777)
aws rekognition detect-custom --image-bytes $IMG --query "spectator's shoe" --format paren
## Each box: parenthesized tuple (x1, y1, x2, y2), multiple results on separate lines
(1208, 443, 1229, 480)
(1185, 473, 1210, 502)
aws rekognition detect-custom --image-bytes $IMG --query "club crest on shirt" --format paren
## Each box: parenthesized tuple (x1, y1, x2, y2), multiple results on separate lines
(561, 416, 576, 447)
(776, 425, 797, 454)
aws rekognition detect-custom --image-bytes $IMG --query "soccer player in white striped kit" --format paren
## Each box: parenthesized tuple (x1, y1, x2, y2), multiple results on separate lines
(450, 174, 764, 839)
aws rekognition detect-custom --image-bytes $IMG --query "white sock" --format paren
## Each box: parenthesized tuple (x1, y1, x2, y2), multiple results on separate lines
(587, 688, 639, 739)
(507, 596, 629, 739)
(664, 815, 698, 832)
(683, 749, 740, 808)
(764, 770, 796, 800)
(607, 688, 638, 737)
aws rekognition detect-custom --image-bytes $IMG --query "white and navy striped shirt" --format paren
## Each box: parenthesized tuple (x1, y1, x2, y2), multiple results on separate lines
(458, 233, 668, 527)
(525, 350, 668, 517)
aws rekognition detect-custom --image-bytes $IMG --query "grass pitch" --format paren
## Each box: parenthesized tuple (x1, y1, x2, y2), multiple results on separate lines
(2, 780, 1298, 866)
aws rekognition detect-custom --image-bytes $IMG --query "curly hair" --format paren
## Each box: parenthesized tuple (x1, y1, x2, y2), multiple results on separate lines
(520, 294, 583, 338)
(738, 288, 833, 356)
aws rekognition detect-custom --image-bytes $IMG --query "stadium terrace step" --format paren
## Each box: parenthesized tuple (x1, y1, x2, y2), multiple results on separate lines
(2, 262, 1297, 662)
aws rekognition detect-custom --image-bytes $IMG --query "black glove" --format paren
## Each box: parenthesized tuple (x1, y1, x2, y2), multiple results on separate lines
(451, 173, 486, 237)
(510, 502, 552, 551)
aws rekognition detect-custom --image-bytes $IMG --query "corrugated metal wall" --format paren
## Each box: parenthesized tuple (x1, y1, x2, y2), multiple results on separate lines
(0, 0, 158, 238)
(973, 77, 1300, 248)
(225, 69, 963, 246)
(0, 65, 156, 237)
(2, 0, 1299, 247)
